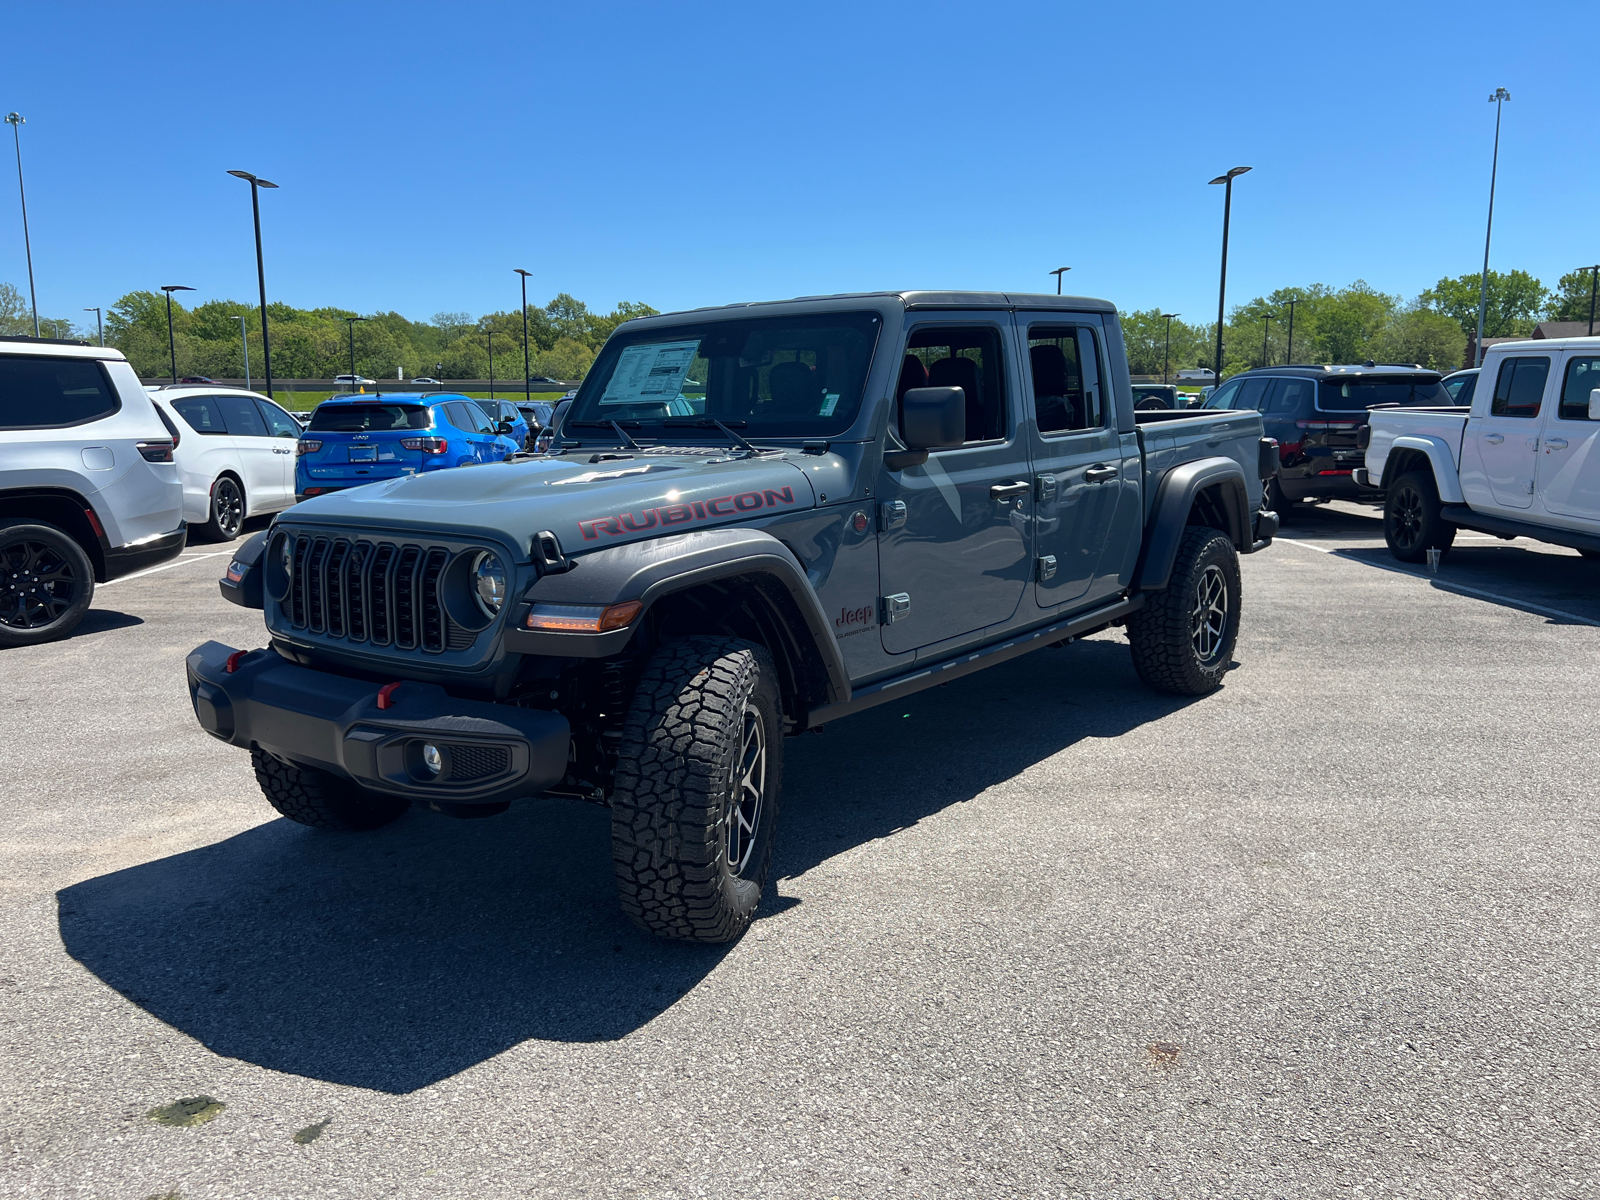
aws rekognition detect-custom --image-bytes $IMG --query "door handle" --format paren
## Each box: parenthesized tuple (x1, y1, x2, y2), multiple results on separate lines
(1084, 464, 1119, 483)
(1543, 438, 1568, 451)
(1483, 433, 1504, 444)
(990, 481, 1030, 501)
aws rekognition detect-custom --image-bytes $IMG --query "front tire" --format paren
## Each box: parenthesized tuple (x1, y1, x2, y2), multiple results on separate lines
(251, 748, 408, 831)
(1265, 476, 1294, 524)
(1384, 471, 1456, 563)
(611, 636, 783, 943)
(202, 476, 245, 542)
(1127, 526, 1241, 695)
(0, 522, 96, 648)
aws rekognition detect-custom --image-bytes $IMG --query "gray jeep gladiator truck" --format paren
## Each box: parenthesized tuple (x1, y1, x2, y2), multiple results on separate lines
(188, 291, 1279, 943)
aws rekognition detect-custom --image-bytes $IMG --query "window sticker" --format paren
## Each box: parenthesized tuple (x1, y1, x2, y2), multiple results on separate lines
(819, 392, 841, 416)
(599, 340, 701, 406)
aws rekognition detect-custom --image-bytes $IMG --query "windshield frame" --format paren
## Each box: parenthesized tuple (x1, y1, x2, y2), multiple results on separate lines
(561, 309, 885, 444)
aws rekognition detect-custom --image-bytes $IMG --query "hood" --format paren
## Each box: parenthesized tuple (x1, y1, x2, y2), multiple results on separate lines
(284, 450, 821, 558)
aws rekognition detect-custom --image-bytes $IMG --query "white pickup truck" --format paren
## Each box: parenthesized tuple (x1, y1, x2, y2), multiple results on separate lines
(1358, 336, 1600, 562)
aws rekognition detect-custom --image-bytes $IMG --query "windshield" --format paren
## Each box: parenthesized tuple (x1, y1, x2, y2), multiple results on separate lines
(308, 403, 431, 432)
(564, 311, 882, 439)
(1318, 378, 1445, 410)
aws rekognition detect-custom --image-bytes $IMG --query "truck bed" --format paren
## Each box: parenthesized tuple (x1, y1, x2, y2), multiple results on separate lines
(1364, 407, 1469, 488)
(1135, 407, 1264, 523)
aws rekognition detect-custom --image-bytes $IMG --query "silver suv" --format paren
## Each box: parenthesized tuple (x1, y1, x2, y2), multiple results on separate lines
(0, 337, 186, 646)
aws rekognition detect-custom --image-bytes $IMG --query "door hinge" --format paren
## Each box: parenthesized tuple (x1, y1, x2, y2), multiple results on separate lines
(1036, 555, 1058, 581)
(879, 500, 907, 530)
(880, 593, 911, 624)
(1036, 474, 1058, 502)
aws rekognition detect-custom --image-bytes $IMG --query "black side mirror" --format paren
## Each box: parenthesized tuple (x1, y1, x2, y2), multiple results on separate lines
(903, 386, 965, 448)
(496, 419, 514, 435)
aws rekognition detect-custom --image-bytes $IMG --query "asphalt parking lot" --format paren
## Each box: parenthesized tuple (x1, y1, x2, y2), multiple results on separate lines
(2, 503, 1596, 1199)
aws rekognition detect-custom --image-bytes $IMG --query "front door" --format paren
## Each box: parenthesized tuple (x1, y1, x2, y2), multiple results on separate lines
(1018, 316, 1130, 606)
(876, 316, 1031, 654)
(253, 397, 302, 509)
(1538, 353, 1600, 522)
(1472, 354, 1550, 510)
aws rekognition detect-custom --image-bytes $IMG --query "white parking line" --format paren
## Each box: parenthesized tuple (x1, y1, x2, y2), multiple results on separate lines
(1274, 537, 1600, 627)
(99, 550, 232, 588)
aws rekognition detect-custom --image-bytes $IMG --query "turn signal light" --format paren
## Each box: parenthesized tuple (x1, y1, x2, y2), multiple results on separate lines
(296, 439, 323, 455)
(400, 436, 448, 454)
(524, 600, 642, 632)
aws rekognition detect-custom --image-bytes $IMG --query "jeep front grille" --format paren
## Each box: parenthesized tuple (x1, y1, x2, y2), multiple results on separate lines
(285, 534, 454, 653)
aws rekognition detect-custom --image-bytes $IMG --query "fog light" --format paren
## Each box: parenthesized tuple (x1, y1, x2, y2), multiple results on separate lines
(421, 744, 442, 775)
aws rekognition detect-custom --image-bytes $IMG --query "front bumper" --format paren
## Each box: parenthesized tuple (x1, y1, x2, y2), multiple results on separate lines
(186, 640, 570, 806)
(103, 523, 187, 581)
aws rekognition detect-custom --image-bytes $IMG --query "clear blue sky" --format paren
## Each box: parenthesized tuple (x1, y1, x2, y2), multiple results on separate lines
(3, 0, 1597, 329)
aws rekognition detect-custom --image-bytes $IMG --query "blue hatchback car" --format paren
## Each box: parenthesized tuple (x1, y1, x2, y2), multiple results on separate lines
(295, 393, 522, 501)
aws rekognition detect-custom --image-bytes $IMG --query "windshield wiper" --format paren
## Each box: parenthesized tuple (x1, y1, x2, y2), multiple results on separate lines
(566, 419, 641, 449)
(662, 418, 767, 456)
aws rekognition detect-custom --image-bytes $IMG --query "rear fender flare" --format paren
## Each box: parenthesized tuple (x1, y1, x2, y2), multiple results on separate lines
(1385, 436, 1464, 503)
(1133, 457, 1250, 592)
(508, 527, 851, 707)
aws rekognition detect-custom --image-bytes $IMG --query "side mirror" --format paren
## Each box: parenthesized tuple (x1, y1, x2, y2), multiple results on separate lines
(901, 386, 965, 450)
(1589, 388, 1600, 421)
(496, 419, 514, 435)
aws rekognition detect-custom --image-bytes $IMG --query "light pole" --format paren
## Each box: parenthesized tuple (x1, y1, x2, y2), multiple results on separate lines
(1259, 311, 1276, 367)
(1577, 264, 1600, 337)
(1208, 166, 1252, 384)
(226, 170, 279, 400)
(1284, 298, 1300, 364)
(160, 286, 194, 384)
(1161, 313, 1179, 384)
(1474, 89, 1511, 367)
(237, 315, 251, 391)
(1050, 266, 1071, 295)
(514, 268, 533, 407)
(6, 113, 38, 337)
(83, 307, 102, 347)
(344, 316, 367, 388)
(487, 330, 496, 400)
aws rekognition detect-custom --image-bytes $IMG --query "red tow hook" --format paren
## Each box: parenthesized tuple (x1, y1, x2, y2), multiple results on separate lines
(377, 682, 403, 710)
(224, 650, 248, 674)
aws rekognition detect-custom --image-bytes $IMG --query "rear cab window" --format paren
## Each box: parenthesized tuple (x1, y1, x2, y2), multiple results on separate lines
(1557, 357, 1600, 421)
(1024, 326, 1104, 435)
(308, 404, 432, 432)
(0, 356, 121, 429)
(1489, 358, 1549, 418)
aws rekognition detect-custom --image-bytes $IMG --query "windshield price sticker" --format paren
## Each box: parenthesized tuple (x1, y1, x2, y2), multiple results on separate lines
(599, 340, 701, 407)
(819, 392, 841, 416)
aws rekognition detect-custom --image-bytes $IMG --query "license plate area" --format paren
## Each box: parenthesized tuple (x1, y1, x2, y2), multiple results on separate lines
(347, 445, 378, 462)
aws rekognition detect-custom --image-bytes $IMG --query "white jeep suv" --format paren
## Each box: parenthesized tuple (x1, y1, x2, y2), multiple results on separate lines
(1, 337, 186, 646)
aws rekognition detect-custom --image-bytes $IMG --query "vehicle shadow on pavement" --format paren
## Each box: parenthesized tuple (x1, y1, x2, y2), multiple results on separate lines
(56, 640, 1195, 1094)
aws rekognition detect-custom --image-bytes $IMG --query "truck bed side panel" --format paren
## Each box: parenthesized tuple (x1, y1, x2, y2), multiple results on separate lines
(1366, 409, 1468, 494)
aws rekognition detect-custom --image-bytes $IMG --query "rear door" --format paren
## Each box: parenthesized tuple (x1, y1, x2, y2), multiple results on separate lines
(1019, 316, 1132, 607)
(875, 313, 1031, 654)
(1537, 352, 1600, 523)
(166, 394, 244, 523)
(1470, 355, 1550, 510)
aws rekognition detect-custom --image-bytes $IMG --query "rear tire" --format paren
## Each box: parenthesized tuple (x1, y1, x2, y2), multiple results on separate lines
(0, 522, 95, 648)
(1127, 526, 1241, 695)
(251, 747, 408, 831)
(202, 476, 245, 542)
(1384, 471, 1456, 563)
(1265, 477, 1294, 524)
(611, 636, 783, 943)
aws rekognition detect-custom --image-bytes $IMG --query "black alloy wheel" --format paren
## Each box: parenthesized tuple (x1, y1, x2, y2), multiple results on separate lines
(205, 476, 245, 542)
(1383, 471, 1455, 564)
(0, 523, 95, 647)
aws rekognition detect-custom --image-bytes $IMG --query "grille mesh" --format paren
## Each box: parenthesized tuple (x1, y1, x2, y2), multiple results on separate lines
(446, 744, 510, 781)
(283, 534, 466, 654)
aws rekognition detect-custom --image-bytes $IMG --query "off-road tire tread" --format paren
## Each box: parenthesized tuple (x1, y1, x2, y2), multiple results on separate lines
(251, 747, 407, 831)
(610, 636, 781, 944)
(1127, 526, 1240, 696)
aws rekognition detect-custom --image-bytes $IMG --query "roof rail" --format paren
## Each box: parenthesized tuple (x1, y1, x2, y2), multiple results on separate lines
(0, 334, 92, 346)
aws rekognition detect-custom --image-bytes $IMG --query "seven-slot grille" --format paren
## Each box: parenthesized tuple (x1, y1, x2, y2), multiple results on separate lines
(285, 534, 454, 652)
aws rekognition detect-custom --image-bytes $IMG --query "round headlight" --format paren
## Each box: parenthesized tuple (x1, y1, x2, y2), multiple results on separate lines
(472, 551, 506, 618)
(280, 537, 293, 580)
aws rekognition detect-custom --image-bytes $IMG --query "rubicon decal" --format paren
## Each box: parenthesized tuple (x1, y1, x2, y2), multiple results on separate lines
(578, 486, 797, 540)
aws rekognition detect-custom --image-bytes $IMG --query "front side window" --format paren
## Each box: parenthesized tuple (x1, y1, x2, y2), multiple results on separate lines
(1205, 378, 1243, 409)
(171, 394, 227, 435)
(898, 326, 1009, 443)
(255, 399, 301, 438)
(1489, 357, 1550, 419)
(0, 357, 120, 430)
(1558, 357, 1600, 421)
(567, 311, 881, 439)
(1026, 326, 1103, 434)
(307, 403, 431, 432)
(1236, 377, 1271, 411)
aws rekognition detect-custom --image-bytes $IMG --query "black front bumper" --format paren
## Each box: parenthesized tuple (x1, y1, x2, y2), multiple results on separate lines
(186, 640, 570, 806)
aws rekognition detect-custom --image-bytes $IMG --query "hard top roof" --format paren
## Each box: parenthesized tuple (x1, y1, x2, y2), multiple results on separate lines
(1484, 335, 1600, 352)
(623, 290, 1118, 327)
(1233, 363, 1443, 380)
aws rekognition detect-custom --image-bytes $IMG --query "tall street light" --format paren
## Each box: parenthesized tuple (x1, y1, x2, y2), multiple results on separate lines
(237, 314, 251, 391)
(1259, 311, 1276, 367)
(1208, 166, 1252, 384)
(1161, 313, 1179, 384)
(345, 316, 367, 388)
(1474, 89, 1511, 367)
(514, 268, 533, 407)
(1284, 298, 1300, 364)
(226, 170, 279, 401)
(1050, 266, 1071, 295)
(160, 285, 194, 385)
(83, 307, 102, 347)
(487, 330, 496, 400)
(1576, 264, 1600, 337)
(6, 113, 39, 337)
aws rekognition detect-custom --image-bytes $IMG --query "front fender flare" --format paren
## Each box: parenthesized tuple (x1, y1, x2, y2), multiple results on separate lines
(505, 527, 851, 706)
(1133, 457, 1251, 592)
(1384, 436, 1465, 504)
